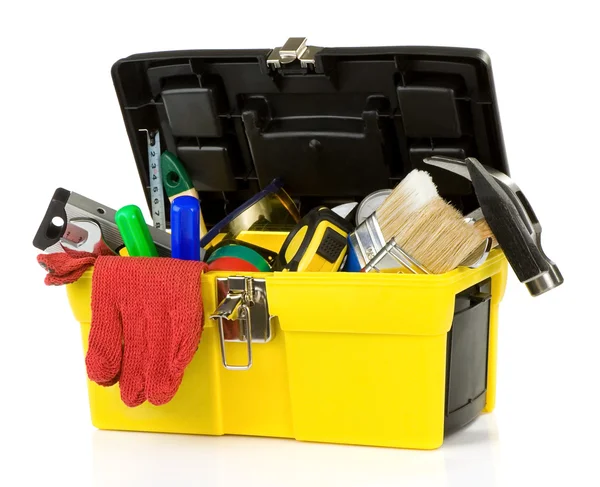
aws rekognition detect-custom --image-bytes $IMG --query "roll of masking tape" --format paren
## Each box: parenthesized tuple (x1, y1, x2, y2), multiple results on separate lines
(207, 244, 271, 272)
(208, 256, 260, 272)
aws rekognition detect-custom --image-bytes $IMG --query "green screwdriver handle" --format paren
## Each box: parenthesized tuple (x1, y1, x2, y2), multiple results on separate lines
(161, 151, 196, 199)
(115, 205, 159, 257)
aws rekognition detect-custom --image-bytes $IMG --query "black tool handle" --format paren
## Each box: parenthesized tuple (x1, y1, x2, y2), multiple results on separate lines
(32, 188, 70, 251)
(466, 158, 562, 293)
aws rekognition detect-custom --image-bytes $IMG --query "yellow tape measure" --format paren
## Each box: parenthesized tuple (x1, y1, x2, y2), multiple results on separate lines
(277, 207, 353, 272)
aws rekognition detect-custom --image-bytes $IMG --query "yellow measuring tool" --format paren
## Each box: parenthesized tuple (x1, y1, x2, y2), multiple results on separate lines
(277, 207, 353, 272)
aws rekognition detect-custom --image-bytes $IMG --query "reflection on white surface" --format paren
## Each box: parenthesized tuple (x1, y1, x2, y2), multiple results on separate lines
(91, 414, 500, 487)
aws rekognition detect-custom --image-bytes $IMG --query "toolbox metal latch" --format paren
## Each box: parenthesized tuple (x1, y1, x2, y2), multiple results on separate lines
(266, 37, 322, 69)
(210, 276, 273, 370)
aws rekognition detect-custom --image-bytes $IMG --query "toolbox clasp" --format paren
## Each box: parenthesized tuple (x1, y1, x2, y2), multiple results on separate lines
(266, 37, 322, 69)
(210, 276, 273, 370)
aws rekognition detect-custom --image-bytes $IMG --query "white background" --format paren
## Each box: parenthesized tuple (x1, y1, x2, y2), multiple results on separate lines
(2, 1, 598, 485)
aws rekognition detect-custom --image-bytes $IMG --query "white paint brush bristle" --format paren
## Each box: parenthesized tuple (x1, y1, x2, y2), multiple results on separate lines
(376, 170, 440, 241)
(394, 198, 485, 274)
(372, 168, 488, 273)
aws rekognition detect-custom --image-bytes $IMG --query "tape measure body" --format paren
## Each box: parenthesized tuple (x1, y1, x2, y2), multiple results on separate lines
(278, 207, 353, 272)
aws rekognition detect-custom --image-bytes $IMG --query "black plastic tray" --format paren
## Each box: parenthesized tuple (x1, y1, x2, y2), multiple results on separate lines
(111, 42, 509, 229)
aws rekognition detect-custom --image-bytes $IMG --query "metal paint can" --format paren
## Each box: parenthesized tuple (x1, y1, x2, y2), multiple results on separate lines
(355, 189, 392, 226)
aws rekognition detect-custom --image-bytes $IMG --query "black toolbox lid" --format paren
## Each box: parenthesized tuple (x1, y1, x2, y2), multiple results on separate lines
(111, 38, 510, 229)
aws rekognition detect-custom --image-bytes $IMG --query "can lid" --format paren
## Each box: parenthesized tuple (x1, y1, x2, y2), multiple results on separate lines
(355, 189, 392, 226)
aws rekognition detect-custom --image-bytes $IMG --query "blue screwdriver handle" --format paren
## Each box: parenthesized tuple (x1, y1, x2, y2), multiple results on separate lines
(171, 196, 201, 261)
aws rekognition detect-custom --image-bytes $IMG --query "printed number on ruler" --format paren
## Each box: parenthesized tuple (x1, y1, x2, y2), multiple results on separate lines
(141, 129, 166, 230)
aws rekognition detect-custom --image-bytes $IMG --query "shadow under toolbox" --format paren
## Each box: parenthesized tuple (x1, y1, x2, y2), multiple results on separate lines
(64, 38, 513, 449)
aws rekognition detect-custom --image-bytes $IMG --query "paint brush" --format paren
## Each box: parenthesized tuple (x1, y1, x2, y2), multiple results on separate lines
(391, 197, 485, 274)
(348, 169, 487, 274)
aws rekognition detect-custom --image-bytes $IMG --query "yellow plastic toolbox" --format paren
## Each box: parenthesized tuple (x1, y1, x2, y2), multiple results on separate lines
(67, 231, 507, 450)
(61, 38, 516, 449)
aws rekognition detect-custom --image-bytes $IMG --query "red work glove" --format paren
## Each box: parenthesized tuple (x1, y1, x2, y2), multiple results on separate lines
(86, 256, 208, 406)
(38, 250, 208, 407)
(37, 243, 113, 285)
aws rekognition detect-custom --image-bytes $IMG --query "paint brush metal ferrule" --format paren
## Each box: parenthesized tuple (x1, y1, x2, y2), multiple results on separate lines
(363, 238, 429, 274)
(348, 213, 387, 269)
(348, 214, 429, 273)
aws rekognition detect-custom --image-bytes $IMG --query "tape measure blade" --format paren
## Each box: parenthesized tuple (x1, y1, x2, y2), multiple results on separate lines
(146, 130, 166, 230)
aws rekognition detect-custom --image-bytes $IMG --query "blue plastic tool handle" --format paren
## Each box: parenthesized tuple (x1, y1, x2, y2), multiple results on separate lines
(342, 241, 363, 272)
(171, 196, 201, 261)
